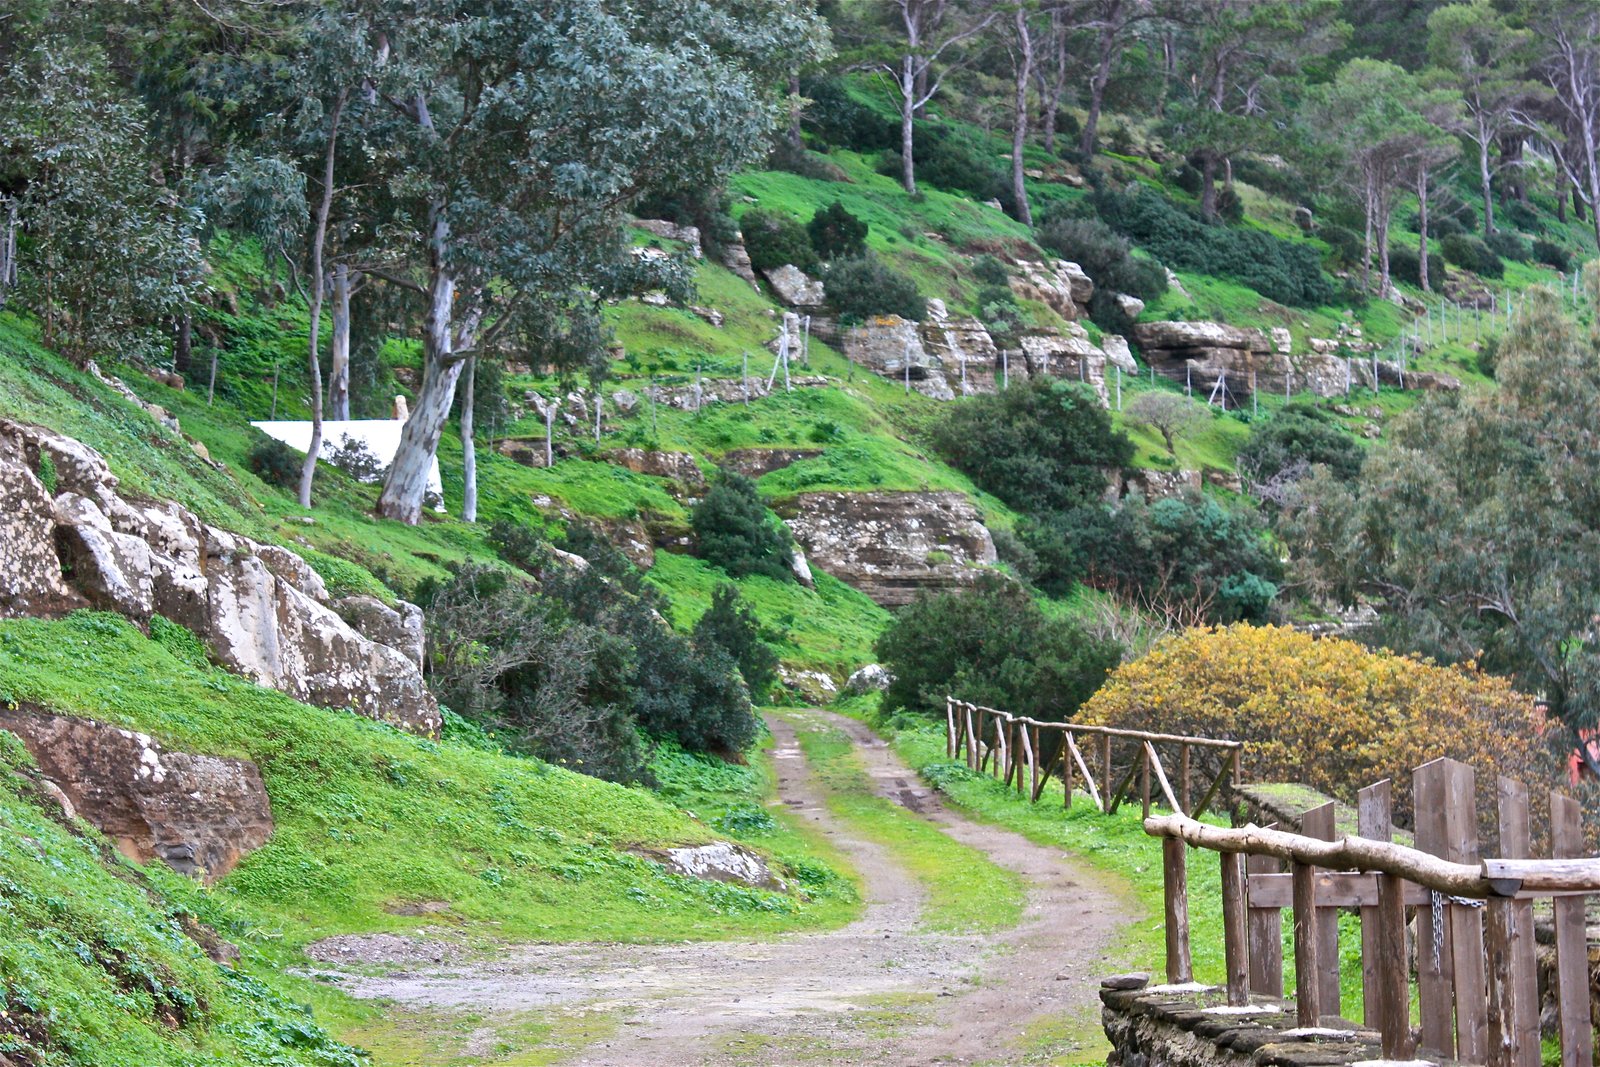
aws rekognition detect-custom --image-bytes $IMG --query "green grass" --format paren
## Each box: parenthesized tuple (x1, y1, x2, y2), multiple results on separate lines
(776, 709, 1025, 934)
(0, 613, 857, 949)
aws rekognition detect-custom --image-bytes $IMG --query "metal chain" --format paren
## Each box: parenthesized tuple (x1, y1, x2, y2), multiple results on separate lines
(1429, 889, 1486, 970)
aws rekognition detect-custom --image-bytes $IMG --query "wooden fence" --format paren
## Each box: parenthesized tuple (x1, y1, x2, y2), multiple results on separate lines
(944, 697, 1243, 820)
(1145, 756, 1600, 1067)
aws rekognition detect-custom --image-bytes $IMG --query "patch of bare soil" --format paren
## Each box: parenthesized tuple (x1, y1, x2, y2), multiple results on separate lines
(307, 710, 1138, 1066)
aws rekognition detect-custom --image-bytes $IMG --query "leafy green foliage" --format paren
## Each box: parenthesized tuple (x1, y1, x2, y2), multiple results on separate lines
(693, 584, 782, 701)
(741, 208, 818, 272)
(1237, 403, 1365, 487)
(1484, 229, 1529, 263)
(798, 75, 896, 152)
(971, 254, 1010, 286)
(931, 378, 1133, 515)
(876, 576, 1120, 723)
(692, 471, 796, 582)
(1440, 233, 1504, 278)
(1090, 186, 1334, 307)
(822, 254, 926, 322)
(246, 437, 300, 490)
(807, 201, 869, 261)
(1533, 238, 1572, 272)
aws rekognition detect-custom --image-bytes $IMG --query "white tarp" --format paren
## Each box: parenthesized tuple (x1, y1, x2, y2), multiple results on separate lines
(250, 419, 446, 512)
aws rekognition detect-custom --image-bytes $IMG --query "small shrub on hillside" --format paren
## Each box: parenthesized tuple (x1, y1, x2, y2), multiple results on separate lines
(1035, 215, 1167, 326)
(1504, 200, 1540, 232)
(1484, 229, 1530, 263)
(740, 208, 817, 273)
(807, 201, 869, 261)
(971, 254, 1011, 286)
(876, 574, 1121, 722)
(631, 635, 757, 754)
(905, 124, 1011, 207)
(693, 584, 782, 701)
(767, 140, 848, 182)
(1533, 238, 1572, 272)
(634, 186, 740, 254)
(1440, 233, 1503, 279)
(1076, 624, 1556, 834)
(976, 283, 1025, 339)
(1238, 403, 1364, 493)
(1090, 185, 1334, 307)
(799, 75, 897, 152)
(1216, 185, 1245, 224)
(823, 254, 925, 322)
(247, 437, 300, 489)
(930, 377, 1134, 515)
(324, 434, 386, 482)
(1319, 225, 1363, 269)
(1387, 245, 1422, 288)
(692, 472, 795, 582)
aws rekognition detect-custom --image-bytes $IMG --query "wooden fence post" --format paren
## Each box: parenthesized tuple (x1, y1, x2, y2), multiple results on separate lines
(1293, 860, 1322, 1027)
(1221, 851, 1250, 1006)
(1302, 802, 1341, 1016)
(1141, 744, 1152, 820)
(946, 696, 955, 759)
(965, 704, 978, 772)
(1551, 792, 1592, 1067)
(1247, 831, 1284, 997)
(1486, 777, 1539, 1067)
(1163, 837, 1192, 983)
(1375, 871, 1413, 1059)
(1179, 743, 1191, 815)
(1357, 781, 1393, 1027)
(1102, 735, 1113, 811)
(1414, 759, 1458, 1059)
(1062, 730, 1074, 810)
(1446, 761, 1488, 1063)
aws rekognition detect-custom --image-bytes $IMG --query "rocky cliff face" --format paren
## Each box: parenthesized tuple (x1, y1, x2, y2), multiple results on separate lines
(1132, 320, 1286, 402)
(0, 707, 273, 883)
(0, 420, 441, 737)
(776, 491, 998, 607)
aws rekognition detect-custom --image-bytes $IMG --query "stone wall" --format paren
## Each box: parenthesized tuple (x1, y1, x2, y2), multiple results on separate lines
(0, 420, 441, 737)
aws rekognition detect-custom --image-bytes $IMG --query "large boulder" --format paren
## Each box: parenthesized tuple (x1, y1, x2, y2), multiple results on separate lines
(1132, 320, 1285, 401)
(841, 315, 955, 400)
(921, 298, 1000, 395)
(778, 491, 998, 607)
(0, 419, 441, 738)
(0, 708, 273, 883)
(763, 263, 825, 307)
(1009, 259, 1093, 319)
(632, 218, 703, 259)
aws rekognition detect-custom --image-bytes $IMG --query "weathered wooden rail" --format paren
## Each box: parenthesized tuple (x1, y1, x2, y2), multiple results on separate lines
(1145, 756, 1598, 1067)
(944, 697, 1243, 820)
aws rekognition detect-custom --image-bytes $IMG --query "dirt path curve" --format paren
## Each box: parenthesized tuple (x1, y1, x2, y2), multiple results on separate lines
(310, 710, 1136, 1066)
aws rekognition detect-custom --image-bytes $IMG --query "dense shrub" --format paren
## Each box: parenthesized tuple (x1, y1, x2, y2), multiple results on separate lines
(692, 472, 796, 581)
(799, 75, 897, 152)
(807, 201, 869, 261)
(1484, 229, 1530, 263)
(1216, 185, 1245, 224)
(692, 584, 781, 701)
(876, 574, 1121, 722)
(1319, 225, 1363, 269)
(1076, 624, 1555, 832)
(1503, 200, 1540, 232)
(1090, 185, 1333, 307)
(975, 283, 1025, 339)
(1021, 493, 1279, 623)
(930, 377, 1134, 515)
(882, 124, 1010, 207)
(1035, 215, 1167, 305)
(1533, 238, 1572, 272)
(1386, 245, 1421, 288)
(323, 434, 385, 482)
(740, 208, 818, 273)
(971, 254, 1011, 286)
(634, 186, 740, 254)
(823, 254, 926, 322)
(247, 437, 300, 489)
(1440, 233, 1503, 279)
(1238, 402, 1365, 489)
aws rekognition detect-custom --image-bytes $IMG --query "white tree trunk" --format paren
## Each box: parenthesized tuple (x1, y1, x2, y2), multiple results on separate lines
(297, 91, 345, 510)
(328, 263, 352, 420)
(1417, 167, 1431, 293)
(460, 354, 477, 524)
(900, 54, 917, 195)
(1010, 9, 1033, 226)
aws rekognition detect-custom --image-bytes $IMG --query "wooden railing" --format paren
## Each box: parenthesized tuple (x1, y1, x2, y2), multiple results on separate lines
(944, 697, 1243, 820)
(1144, 756, 1598, 1067)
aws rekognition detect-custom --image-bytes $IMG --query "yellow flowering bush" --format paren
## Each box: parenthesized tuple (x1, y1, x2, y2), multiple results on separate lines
(1076, 624, 1556, 832)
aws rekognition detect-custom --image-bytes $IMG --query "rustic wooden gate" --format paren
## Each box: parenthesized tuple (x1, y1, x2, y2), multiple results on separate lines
(1144, 756, 1599, 1067)
(945, 696, 1243, 820)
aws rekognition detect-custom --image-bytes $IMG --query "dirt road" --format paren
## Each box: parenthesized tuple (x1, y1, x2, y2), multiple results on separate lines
(311, 709, 1137, 1066)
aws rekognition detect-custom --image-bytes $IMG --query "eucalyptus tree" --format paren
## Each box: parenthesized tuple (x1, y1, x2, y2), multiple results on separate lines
(883, 0, 998, 195)
(1526, 1, 1600, 252)
(1282, 286, 1600, 771)
(1425, 1, 1540, 239)
(357, 0, 827, 524)
(1075, 0, 1160, 157)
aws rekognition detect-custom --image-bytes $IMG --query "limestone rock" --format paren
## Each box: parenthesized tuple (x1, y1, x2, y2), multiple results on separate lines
(719, 447, 823, 479)
(0, 708, 273, 883)
(1009, 259, 1093, 320)
(922, 298, 999, 394)
(1019, 326, 1111, 405)
(1102, 334, 1139, 375)
(778, 666, 840, 704)
(845, 663, 894, 694)
(653, 841, 783, 891)
(1122, 468, 1204, 500)
(603, 448, 707, 492)
(632, 218, 703, 259)
(720, 235, 760, 288)
(0, 419, 441, 738)
(790, 546, 815, 588)
(335, 596, 425, 670)
(841, 315, 955, 400)
(496, 438, 553, 468)
(1116, 293, 1146, 319)
(1271, 327, 1293, 355)
(763, 263, 825, 307)
(690, 305, 725, 328)
(611, 389, 640, 414)
(779, 491, 997, 607)
(1132, 320, 1285, 401)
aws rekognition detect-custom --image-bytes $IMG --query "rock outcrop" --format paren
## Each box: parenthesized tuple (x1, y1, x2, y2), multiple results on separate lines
(778, 491, 998, 607)
(602, 448, 707, 493)
(763, 264, 825, 307)
(1132, 320, 1285, 402)
(1009, 258, 1093, 320)
(0, 707, 273, 883)
(719, 447, 823, 479)
(0, 420, 441, 737)
(922, 299, 1000, 395)
(845, 663, 894, 694)
(632, 218, 703, 259)
(841, 315, 956, 400)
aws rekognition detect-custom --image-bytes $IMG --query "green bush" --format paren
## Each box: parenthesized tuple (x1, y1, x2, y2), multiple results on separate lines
(976, 283, 1025, 340)
(1090, 185, 1333, 307)
(1319, 225, 1363, 269)
(930, 377, 1133, 515)
(1036, 212, 1167, 331)
(741, 208, 818, 273)
(1216, 185, 1245, 223)
(799, 75, 896, 152)
(883, 123, 1011, 208)
(1484, 229, 1529, 263)
(823, 254, 925, 322)
(1387, 245, 1421, 288)
(1533, 238, 1572, 272)
(692, 472, 795, 581)
(971, 254, 1011, 286)
(1237, 402, 1365, 488)
(807, 201, 869, 261)
(1440, 233, 1503, 279)
(693, 583, 781, 701)
(247, 436, 300, 489)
